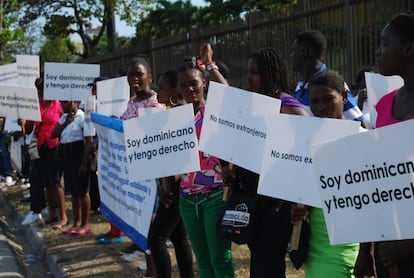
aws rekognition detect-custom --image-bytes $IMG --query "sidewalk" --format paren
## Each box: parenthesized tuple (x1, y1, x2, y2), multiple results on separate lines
(0, 183, 64, 277)
(0, 225, 24, 278)
(0, 182, 150, 278)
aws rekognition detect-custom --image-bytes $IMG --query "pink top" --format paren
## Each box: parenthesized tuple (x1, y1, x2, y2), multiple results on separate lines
(120, 94, 163, 120)
(375, 89, 414, 128)
(180, 107, 224, 196)
(35, 100, 62, 149)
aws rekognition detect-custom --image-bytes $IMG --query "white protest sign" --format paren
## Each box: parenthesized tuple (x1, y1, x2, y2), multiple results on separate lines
(0, 63, 17, 84)
(16, 55, 39, 86)
(258, 115, 360, 207)
(91, 112, 157, 250)
(83, 95, 96, 137)
(123, 104, 200, 180)
(10, 137, 23, 174)
(0, 84, 40, 121)
(97, 76, 129, 117)
(44, 62, 99, 101)
(199, 81, 281, 173)
(365, 72, 403, 128)
(311, 120, 414, 244)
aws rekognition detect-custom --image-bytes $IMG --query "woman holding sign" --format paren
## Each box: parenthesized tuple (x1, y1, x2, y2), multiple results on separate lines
(177, 60, 234, 278)
(120, 55, 164, 278)
(354, 12, 414, 278)
(291, 70, 361, 278)
(225, 47, 307, 278)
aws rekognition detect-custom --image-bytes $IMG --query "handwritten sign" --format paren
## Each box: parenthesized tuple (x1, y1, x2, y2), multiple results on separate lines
(311, 120, 414, 244)
(199, 81, 281, 173)
(123, 104, 200, 180)
(258, 115, 360, 207)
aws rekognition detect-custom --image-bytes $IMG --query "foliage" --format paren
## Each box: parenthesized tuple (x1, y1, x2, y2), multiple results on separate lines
(134, 0, 198, 41)
(0, 0, 25, 63)
(38, 35, 77, 65)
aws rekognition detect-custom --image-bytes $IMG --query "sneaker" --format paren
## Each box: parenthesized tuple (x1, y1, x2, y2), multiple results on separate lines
(41, 207, 49, 217)
(138, 262, 147, 271)
(5, 176, 14, 186)
(21, 183, 31, 190)
(124, 250, 144, 262)
(21, 211, 42, 226)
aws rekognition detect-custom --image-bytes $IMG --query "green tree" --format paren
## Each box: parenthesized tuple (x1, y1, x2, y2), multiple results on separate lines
(134, 0, 198, 41)
(0, 0, 25, 64)
(21, 0, 152, 58)
(39, 35, 77, 64)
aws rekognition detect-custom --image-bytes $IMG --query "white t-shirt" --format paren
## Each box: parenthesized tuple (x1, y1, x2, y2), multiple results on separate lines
(59, 109, 85, 144)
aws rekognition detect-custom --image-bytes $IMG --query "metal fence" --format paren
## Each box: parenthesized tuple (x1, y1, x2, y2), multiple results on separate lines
(81, 0, 413, 91)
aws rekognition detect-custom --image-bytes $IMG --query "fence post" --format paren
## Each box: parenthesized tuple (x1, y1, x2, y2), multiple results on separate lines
(345, 0, 354, 83)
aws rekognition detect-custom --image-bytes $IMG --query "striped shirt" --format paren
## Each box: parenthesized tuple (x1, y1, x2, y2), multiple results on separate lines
(294, 64, 364, 121)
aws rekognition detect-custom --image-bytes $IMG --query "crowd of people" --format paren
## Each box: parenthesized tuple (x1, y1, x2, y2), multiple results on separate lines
(1, 11, 414, 278)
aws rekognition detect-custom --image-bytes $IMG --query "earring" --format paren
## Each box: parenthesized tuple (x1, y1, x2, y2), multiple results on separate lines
(343, 98, 348, 104)
(169, 95, 178, 106)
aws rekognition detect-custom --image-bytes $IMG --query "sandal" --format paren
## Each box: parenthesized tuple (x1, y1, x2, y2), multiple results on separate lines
(72, 226, 91, 235)
(62, 227, 77, 235)
(53, 221, 68, 229)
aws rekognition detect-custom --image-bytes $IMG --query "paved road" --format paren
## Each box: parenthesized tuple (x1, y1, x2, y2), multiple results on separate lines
(0, 225, 24, 277)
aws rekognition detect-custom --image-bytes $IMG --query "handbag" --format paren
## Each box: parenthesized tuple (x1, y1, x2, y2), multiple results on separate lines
(216, 189, 257, 244)
(288, 218, 310, 269)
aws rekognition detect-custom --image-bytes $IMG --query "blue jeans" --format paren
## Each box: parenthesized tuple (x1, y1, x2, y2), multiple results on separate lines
(179, 190, 234, 278)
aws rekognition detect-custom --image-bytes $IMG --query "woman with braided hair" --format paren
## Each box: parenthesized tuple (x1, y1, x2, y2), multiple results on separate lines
(224, 47, 307, 278)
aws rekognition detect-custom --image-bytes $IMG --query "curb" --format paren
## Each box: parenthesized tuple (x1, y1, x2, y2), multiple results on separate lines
(0, 188, 65, 278)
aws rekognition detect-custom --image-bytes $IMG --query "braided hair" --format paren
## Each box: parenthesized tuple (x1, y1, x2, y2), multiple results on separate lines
(249, 47, 289, 96)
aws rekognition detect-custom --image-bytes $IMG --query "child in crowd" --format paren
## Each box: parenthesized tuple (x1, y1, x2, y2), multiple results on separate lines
(354, 11, 414, 278)
(51, 100, 90, 235)
(292, 70, 360, 278)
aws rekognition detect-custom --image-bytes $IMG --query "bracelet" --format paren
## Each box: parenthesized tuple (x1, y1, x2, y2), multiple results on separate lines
(206, 63, 218, 71)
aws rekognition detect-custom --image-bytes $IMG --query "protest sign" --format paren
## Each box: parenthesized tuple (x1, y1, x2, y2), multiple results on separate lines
(199, 81, 281, 173)
(16, 55, 39, 86)
(96, 76, 129, 117)
(83, 95, 96, 137)
(10, 137, 23, 174)
(258, 114, 360, 207)
(311, 120, 414, 244)
(123, 104, 200, 180)
(0, 84, 40, 121)
(91, 112, 157, 250)
(0, 63, 17, 84)
(365, 72, 403, 128)
(44, 62, 99, 101)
